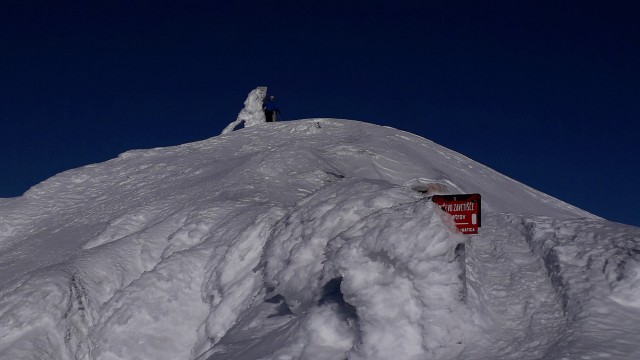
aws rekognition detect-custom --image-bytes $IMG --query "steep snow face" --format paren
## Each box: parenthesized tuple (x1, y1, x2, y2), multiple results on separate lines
(0, 119, 638, 360)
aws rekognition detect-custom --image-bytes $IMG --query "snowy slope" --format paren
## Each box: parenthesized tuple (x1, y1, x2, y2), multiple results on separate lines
(1, 119, 639, 360)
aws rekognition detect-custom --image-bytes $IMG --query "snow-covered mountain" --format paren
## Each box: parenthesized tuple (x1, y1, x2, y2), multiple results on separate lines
(1, 117, 639, 360)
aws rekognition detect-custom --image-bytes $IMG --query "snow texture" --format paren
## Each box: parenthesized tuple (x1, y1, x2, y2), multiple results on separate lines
(221, 87, 267, 134)
(1, 118, 639, 360)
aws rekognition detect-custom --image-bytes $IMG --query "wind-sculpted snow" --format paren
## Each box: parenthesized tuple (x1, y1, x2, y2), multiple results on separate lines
(263, 178, 424, 312)
(221, 87, 267, 134)
(261, 178, 468, 359)
(320, 200, 470, 360)
(521, 217, 640, 358)
(0, 119, 638, 359)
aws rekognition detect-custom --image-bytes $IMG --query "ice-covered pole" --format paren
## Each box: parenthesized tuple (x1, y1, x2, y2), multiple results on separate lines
(221, 86, 267, 134)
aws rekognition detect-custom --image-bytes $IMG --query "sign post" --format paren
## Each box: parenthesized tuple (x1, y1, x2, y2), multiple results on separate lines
(431, 194, 481, 235)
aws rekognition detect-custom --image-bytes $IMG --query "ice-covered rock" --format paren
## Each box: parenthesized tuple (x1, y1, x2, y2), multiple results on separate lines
(221, 86, 267, 134)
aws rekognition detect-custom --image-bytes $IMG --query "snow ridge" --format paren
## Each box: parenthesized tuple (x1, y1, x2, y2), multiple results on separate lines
(0, 119, 638, 360)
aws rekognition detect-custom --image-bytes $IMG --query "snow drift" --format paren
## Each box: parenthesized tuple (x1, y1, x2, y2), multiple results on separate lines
(1, 117, 639, 360)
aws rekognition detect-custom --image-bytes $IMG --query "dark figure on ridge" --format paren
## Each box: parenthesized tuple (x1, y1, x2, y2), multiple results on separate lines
(263, 95, 280, 122)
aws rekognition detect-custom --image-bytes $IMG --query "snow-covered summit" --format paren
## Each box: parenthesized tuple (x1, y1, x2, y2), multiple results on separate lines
(1, 119, 639, 359)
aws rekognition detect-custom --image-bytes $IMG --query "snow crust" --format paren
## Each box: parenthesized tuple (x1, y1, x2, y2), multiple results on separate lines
(1, 119, 639, 360)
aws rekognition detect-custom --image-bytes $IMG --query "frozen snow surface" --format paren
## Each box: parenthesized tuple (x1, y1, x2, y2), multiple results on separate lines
(1, 118, 639, 360)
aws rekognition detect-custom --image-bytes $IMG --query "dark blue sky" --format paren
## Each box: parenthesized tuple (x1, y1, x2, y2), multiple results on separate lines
(1, 1, 639, 227)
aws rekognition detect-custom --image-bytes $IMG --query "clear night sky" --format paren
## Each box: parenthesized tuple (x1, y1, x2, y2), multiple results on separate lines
(1, 1, 639, 227)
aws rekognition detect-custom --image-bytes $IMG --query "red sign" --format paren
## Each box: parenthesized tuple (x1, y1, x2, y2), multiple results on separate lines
(431, 194, 481, 234)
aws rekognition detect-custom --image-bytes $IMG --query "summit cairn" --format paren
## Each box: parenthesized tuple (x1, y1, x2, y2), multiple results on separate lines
(221, 87, 267, 134)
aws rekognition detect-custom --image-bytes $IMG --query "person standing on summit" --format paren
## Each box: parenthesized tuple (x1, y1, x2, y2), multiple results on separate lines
(263, 95, 280, 122)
